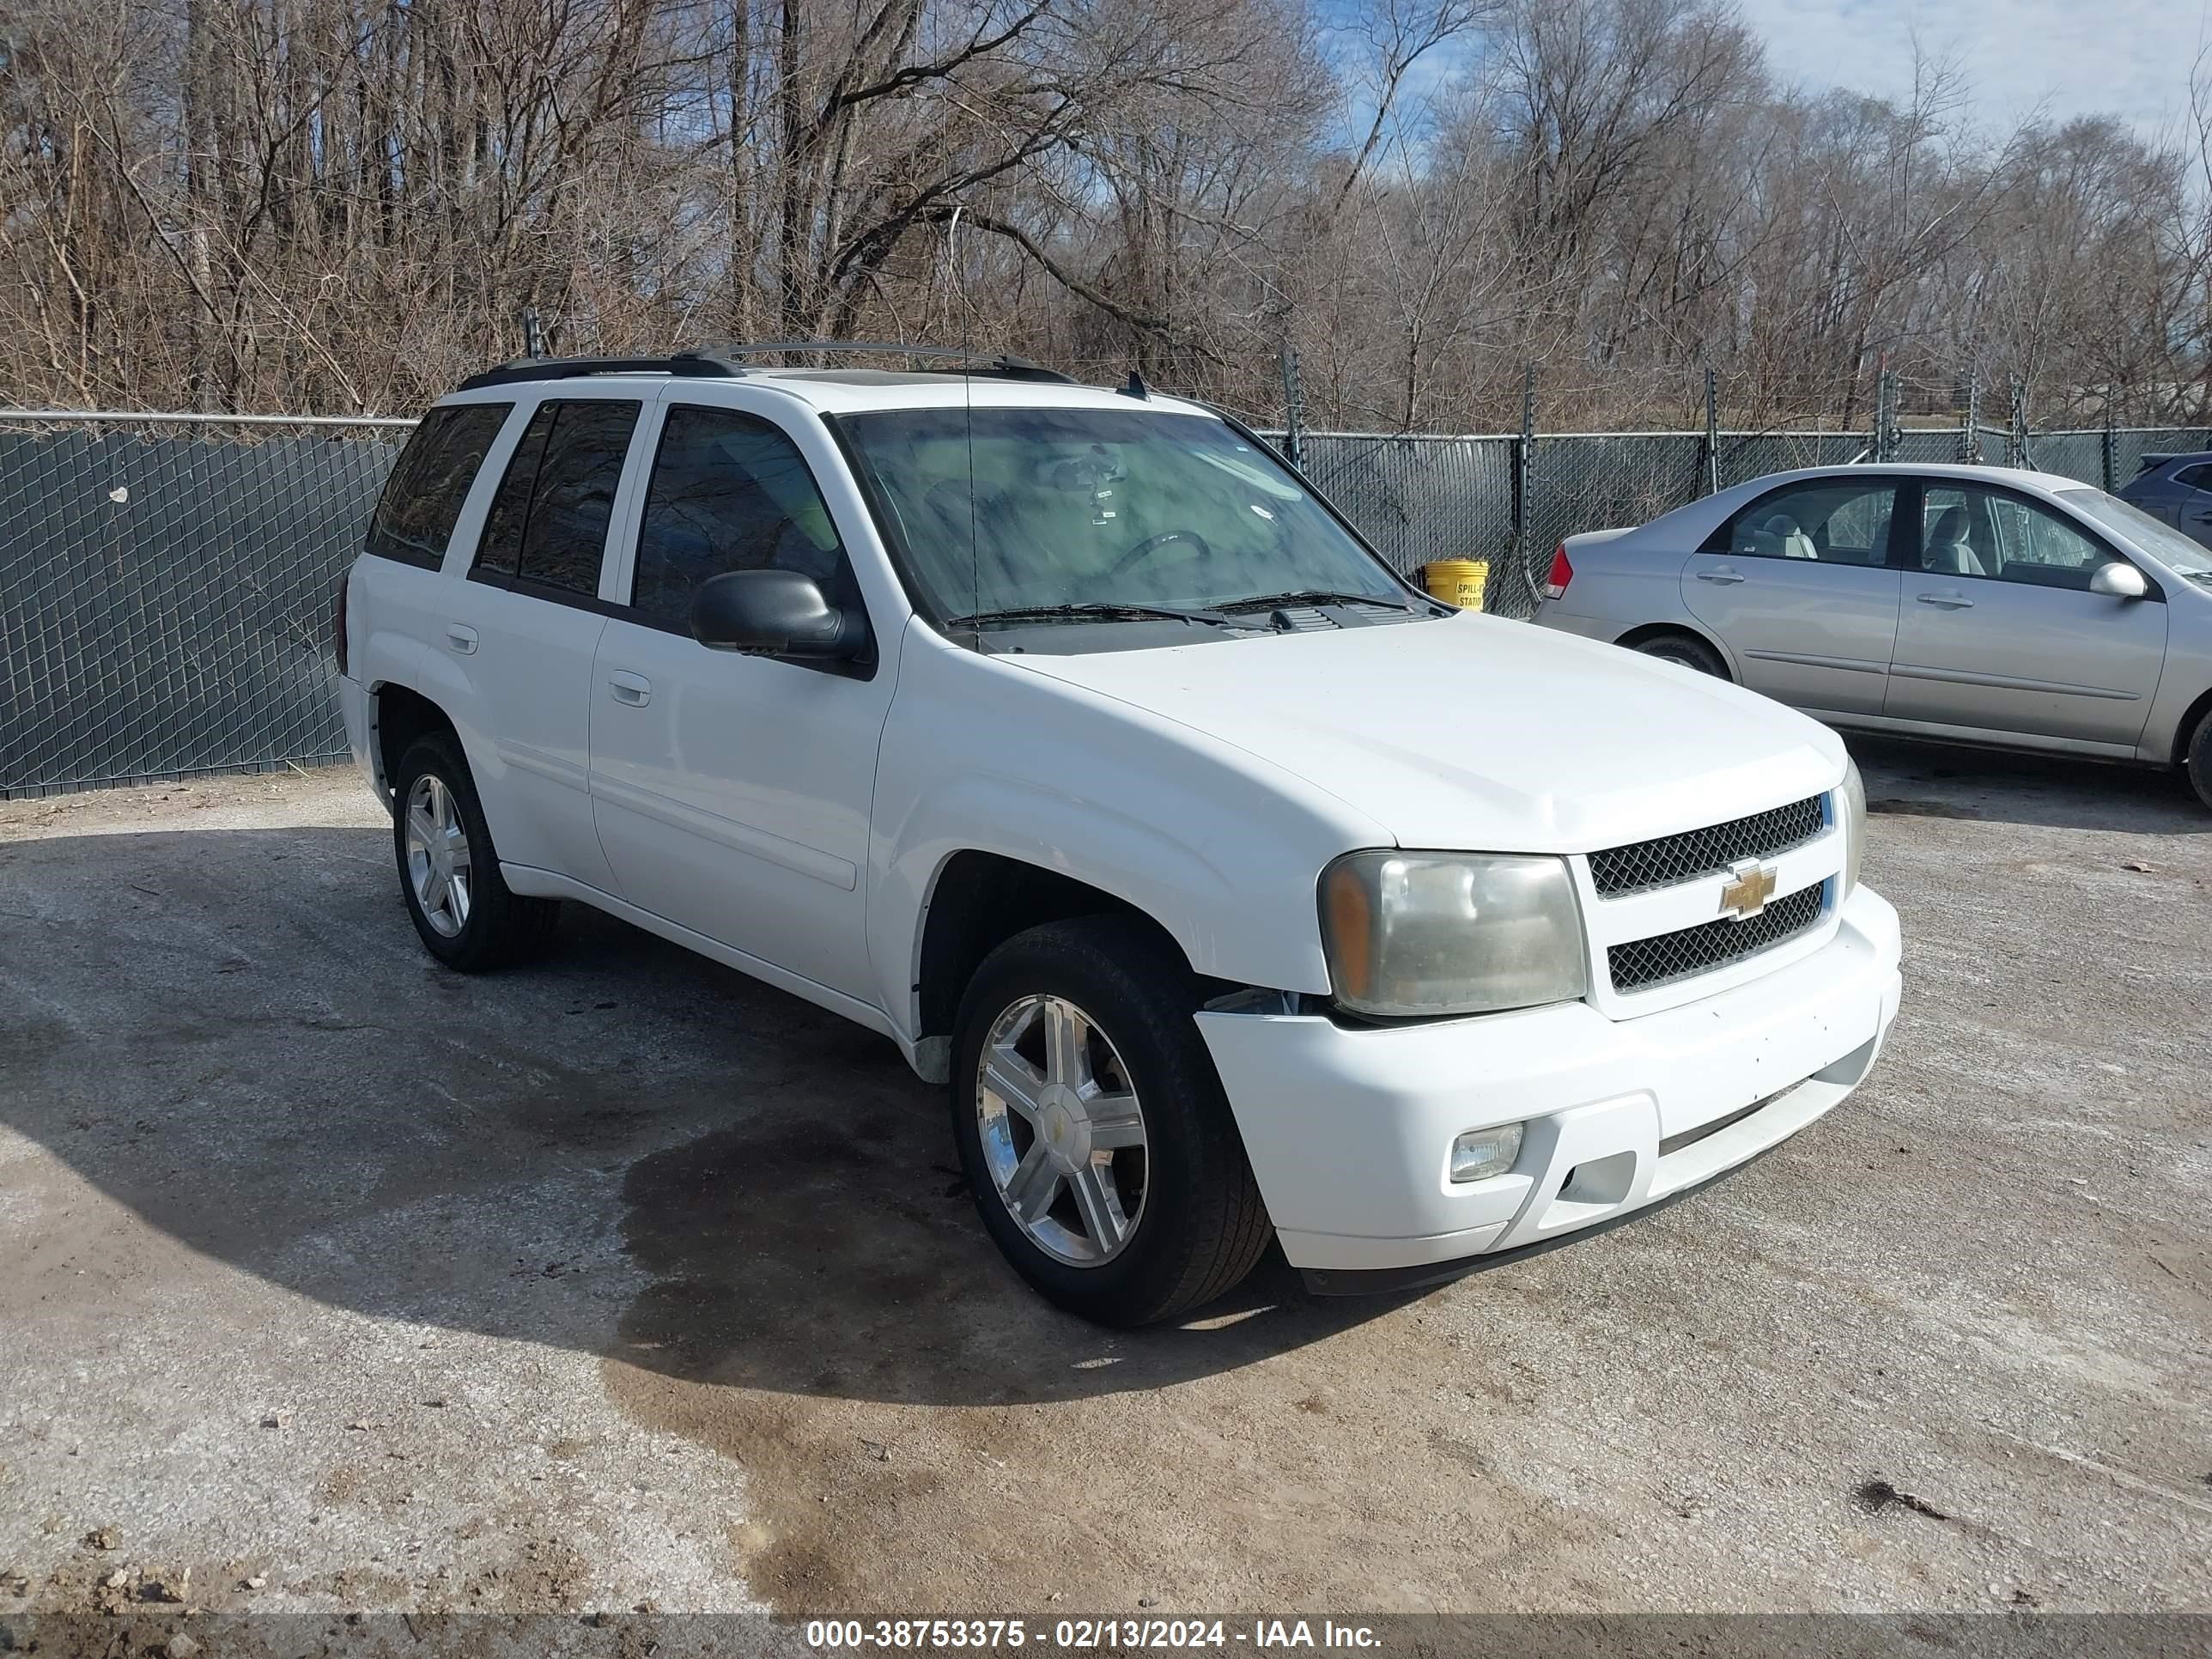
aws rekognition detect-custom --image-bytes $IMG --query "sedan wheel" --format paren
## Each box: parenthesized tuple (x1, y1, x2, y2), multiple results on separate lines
(1633, 632, 1729, 678)
(975, 993, 1149, 1266)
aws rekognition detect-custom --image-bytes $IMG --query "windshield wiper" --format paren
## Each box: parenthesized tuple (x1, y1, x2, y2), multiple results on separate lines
(945, 602, 1271, 631)
(1217, 588, 1416, 613)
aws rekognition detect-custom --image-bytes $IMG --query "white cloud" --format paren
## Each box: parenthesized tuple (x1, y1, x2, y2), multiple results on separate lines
(1734, 0, 2209, 141)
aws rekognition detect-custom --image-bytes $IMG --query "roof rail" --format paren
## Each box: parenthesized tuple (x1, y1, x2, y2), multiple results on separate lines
(455, 355, 740, 392)
(678, 341, 1077, 384)
(455, 341, 1078, 393)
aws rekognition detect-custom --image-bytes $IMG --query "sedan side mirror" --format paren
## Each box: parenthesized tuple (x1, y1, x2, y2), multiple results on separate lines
(690, 568, 867, 659)
(2089, 562, 2148, 600)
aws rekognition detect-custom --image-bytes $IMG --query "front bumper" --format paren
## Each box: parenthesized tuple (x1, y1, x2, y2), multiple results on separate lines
(1194, 884, 1902, 1285)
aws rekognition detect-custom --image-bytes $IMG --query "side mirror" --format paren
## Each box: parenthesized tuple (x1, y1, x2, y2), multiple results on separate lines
(2089, 562, 2148, 600)
(690, 568, 867, 659)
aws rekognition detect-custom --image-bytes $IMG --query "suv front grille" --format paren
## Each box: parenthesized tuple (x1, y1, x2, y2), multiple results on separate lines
(1607, 884, 1825, 994)
(1589, 795, 1826, 897)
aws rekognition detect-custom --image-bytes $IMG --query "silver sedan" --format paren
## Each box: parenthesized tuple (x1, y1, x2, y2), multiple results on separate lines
(1531, 464, 2212, 810)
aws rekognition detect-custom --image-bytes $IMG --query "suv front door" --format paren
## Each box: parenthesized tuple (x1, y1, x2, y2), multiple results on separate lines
(1887, 481, 2169, 748)
(586, 395, 899, 1002)
(1680, 476, 1905, 716)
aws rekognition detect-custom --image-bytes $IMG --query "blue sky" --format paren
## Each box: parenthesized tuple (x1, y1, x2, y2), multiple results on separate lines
(1735, 0, 2208, 137)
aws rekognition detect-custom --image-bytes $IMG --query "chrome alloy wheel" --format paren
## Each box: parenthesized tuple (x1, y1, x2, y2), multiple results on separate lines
(404, 773, 473, 939)
(975, 994, 1149, 1266)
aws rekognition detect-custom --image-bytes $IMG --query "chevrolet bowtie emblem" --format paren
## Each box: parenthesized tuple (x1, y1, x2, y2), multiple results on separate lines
(1718, 859, 1778, 921)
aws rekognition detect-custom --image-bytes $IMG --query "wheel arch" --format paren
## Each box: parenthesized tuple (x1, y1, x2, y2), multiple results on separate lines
(370, 682, 460, 801)
(2171, 682, 2212, 769)
(1612, 620, 1737, 680)
(912, 851, 1208, 1077)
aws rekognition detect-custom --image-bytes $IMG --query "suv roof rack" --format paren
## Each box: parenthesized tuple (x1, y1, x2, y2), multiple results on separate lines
(454, 355, 738, 392)
(456, 340, 1077, 392)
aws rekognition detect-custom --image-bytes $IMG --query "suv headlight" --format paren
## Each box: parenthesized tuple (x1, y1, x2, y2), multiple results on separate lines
(1838, 757, 1865, 898)
(1318, 850, 1587, 1018)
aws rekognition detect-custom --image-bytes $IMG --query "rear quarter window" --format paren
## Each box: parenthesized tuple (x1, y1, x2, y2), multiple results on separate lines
(365, 404, 512, 569)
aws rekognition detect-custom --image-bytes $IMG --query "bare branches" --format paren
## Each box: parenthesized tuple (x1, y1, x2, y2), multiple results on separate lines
(0, 0, 2202, 429)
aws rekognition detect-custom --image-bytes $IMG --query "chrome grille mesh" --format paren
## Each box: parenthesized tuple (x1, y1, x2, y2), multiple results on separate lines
(1607, 884, 1825, 994)
(1588, 794, 1827, 896)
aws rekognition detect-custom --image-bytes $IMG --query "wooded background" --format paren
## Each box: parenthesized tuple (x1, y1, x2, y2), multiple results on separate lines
(5, 0, 2207, 430)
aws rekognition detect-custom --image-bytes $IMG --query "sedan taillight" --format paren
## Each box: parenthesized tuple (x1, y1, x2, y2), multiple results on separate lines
(1542, 544, 1573, 601)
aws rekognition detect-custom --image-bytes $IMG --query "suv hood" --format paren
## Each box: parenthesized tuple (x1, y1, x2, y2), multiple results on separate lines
(1005, 611, 1844, 852)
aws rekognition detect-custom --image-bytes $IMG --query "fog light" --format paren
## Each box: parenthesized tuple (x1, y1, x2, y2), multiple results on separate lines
(1450, 1122, 1523, 1183)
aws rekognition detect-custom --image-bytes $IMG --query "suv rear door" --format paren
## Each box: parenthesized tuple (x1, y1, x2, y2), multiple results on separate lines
(441, 390, 645, 890)
(586, 392, 900, 1002)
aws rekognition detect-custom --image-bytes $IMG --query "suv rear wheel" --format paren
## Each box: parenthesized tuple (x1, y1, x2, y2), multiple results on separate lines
(950, 917, 1272, 1326)
(392, 733, 561, 969)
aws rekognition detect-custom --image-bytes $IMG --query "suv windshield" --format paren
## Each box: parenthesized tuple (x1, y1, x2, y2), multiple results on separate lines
(2058, 488, 2212, 578)
(837, 408, 1413, 623)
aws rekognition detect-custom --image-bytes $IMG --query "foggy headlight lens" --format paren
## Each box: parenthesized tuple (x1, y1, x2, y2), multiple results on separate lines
(1838, 757, 1865, 898)
(1319, 851, 1587, 1018)
(1450, 1122, 1524, 1183)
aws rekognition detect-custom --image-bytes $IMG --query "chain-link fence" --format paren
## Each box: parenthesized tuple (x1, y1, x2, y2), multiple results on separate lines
(1288, 427, 1887, 617)
(1298, 422, 2212, 620)
(0, 413, 411, 798)
(7, 404, 2212, 797)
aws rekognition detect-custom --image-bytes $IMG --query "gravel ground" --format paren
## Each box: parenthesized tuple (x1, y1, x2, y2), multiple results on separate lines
(1, 740, 2207, 1628)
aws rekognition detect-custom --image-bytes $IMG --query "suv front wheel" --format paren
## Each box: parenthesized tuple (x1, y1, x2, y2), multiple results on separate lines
(392, 733, 561, 969)
(950, 917, 1273, 1326)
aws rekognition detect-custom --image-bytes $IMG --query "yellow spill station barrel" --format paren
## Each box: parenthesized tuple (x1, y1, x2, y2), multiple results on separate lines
(1421, 558, 1487, 611)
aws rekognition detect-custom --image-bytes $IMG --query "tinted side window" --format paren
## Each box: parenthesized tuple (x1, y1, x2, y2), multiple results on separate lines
(365, 404, 511, 568)
(2175, 464, 2212, 490)
(1708, 480, 1897, 564)
(516, 401, 642, 597)
(630, 405, 847, 629)
(473, 404, 554, 581)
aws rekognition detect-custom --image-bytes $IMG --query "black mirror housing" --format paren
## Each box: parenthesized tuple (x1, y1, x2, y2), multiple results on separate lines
(690, 568, 867, 659)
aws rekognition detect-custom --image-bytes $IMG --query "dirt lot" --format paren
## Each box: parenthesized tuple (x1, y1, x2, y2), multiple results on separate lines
(2, 740, 2208, 1626)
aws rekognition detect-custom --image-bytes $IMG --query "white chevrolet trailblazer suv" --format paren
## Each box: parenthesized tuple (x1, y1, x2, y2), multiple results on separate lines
(335, 345, 1903, 1326)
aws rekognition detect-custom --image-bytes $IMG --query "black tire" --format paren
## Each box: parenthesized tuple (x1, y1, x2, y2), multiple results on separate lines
(1631, 630, 1729, 678)
(391, 732, 561, 970)
(950, 916, 1273, 1327)
(2185, 707, 2212, 812)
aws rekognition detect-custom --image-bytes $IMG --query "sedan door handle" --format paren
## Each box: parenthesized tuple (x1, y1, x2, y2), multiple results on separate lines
(607, 672, 652, 707)
(1915, 591, 1974, 610)
(444, 623, 478, 654)
(1696, 566, 1747, 585)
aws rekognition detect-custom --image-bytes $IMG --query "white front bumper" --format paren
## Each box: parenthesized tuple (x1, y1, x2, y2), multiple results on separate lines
(1195, 884, 1902, 1282)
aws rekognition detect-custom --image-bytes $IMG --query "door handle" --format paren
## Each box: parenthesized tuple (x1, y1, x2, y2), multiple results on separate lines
(1915, 591, 1974, 610)
(1696, 566, 1747, 585)
(607, 672, 652, 707)
(444, 623, 478, 653)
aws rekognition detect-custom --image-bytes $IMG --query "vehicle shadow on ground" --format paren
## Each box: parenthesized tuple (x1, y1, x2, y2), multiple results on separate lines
(0, 824, 1410, 1413)
(1844, 733, 2209, 836)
